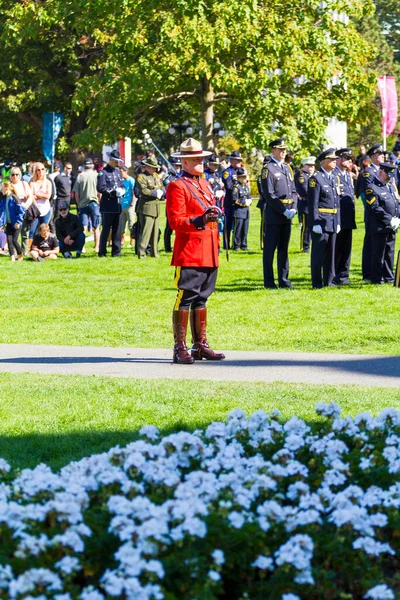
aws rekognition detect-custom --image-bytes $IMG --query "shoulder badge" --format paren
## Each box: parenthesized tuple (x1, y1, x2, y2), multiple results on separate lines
(366, 188, 373, 194)
(309, 178, 317, 188)
(200, 173, 206, 179)
(299, 177, 305, 183)
(223, 171, 229, 179)
(366, 196, 376, 205)
(363, 171, 371, 178)
(137, 174, 144, 183)
(261, 168, 268, 179)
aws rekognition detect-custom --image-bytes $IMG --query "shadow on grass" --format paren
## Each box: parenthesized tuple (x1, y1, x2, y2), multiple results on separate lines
(0, 422, 205, 472)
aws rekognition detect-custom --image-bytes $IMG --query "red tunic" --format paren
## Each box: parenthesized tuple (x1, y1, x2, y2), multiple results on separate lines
(166, 174, 220, 267)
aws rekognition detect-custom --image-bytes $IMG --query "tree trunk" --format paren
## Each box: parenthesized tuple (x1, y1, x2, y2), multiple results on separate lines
(201, 76, 214, 150)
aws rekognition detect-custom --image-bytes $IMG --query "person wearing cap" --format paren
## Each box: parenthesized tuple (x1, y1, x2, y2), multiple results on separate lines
(232, 168, 251, 251)
(365, 162, 400, 284)
(307, 148, 341, 288)
(55, 201, 85, 258)
(97, 149, 125, 257)
(261, 137, 298, 289)
(73, 158, 101, 253)
(54, 163, 75, 220)
(163, 157, 182, 253)
(256, 155, 270, 249)
(135, 155, 164, 259)
(295, 156, 316, 253)
(222, 150, 243, 249)
(205, 154, 225, 210)
(359, 143, 385, 281)
(166, 137, 225, 364)
(332, 148, 356, 285)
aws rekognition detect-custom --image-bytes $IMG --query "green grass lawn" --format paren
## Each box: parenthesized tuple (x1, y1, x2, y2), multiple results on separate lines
(1, 205, 399, 354)
(1, 372, 400, 470)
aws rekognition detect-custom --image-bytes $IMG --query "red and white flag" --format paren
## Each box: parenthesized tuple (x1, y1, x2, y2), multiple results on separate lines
(378, 76, 398, 139)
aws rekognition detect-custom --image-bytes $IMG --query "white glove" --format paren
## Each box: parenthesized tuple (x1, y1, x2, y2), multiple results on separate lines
(115, 187, 126, 198)
(390, 217, 400, 231)
(313, 225, 323, 234)
(337, 225, 341, 234)
(215, 190, 224, 199)
(151, 189, 164, 199)
(284, 208, 296, 219)
(245, 198, 253, 206)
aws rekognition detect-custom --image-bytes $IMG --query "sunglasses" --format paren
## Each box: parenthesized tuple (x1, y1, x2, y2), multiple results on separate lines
(36, 168, 45, 171)
(10, 173, 20, 176)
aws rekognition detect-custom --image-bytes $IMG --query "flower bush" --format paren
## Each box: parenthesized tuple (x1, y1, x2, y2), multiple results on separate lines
(0, 403, 399, 600)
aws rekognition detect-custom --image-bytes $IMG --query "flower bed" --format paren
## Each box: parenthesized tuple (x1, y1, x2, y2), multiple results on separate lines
(0, 403, 399, 600)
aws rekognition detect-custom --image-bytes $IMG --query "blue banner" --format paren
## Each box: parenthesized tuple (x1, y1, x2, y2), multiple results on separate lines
(42, 112, 64, 164)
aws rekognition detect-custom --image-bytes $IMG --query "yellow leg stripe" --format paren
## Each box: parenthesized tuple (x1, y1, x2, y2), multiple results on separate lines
(395, 252, 400, 288)
(174, 288, 184, 311)
(173, 266, 181, 289)
(300, 214, 306, 251)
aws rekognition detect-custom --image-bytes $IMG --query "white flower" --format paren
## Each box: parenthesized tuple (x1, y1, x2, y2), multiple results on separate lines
(282, 595, 301, 600)
(228, 511, 245, 529)
(0, 459, 10, 474)
(9, 569, 62, 598)
(55, 556, 81, 574)
(208, 570, 221, 582)
(364, 584, 395, 600)
(275, 534, 314, 571)
(353, 537, 394, 556)
(0, 565, 13, 589)
(80, 586, 104, 600)
(55, 595, 72, 600)
(315, 402, 341, 418)
(211, 549, 225, 566)
(252, 555, 274, 570)
(139, 425, 159, 441)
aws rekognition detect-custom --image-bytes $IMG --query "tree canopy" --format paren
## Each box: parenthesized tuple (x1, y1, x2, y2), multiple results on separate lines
(0, 0, 384, 160)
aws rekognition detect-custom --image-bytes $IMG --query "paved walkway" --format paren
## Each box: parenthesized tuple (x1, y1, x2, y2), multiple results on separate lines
(0, 344, 399, 387)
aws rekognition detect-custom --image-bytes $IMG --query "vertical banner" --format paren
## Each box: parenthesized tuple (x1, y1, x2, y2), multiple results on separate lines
(42, 112, 64, 167)
(378, 76, 398, 150)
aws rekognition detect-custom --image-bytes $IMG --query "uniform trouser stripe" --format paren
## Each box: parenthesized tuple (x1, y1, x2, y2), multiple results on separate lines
(173, 267, 183, 310)
(301, 214, 306, 251)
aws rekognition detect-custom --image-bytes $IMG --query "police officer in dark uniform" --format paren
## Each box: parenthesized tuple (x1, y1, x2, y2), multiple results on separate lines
(358, 143, 385, 280)
(365, 162, 400, 284)
(163, 156, 181, 252)
(232, 167, 251, 250)
(308, 148, 341, 288)
(261, 138, 297, 289)
(294, 156, 316, 253)
(205, 154, 225, 210)
(97, 149, 125, 257)
(222, 150, 243, 249)
(332, 148, 356, 285)
(256, 155, 270, 249)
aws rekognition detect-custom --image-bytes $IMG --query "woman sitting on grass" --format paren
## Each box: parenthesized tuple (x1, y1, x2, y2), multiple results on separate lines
(0, 181, 25, 261)
(30, 223, 59, 262)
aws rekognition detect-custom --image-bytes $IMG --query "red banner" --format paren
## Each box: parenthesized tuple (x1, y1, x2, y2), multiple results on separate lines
(378, 76, 398, 140)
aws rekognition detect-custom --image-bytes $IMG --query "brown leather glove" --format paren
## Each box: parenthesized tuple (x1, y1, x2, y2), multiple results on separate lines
(203, 208, 219, 224)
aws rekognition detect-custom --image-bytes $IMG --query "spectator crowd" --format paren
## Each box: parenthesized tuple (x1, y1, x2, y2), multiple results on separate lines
(0, 132, 400, 287)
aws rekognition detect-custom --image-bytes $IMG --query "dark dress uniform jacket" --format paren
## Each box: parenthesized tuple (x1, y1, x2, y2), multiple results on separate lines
(294, 171, 310, 215)
(333, 167, 356, 230)
(307, 170, 341, 233)
(365, 180, 400, 233)
(261, 160, 297, 224)
(97, 165, 123, 213)
(221, 165, 238, 208)
(232, 183, 250, 219)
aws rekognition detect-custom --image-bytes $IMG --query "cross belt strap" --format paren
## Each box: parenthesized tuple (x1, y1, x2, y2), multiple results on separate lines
(318, 208, 338, 214)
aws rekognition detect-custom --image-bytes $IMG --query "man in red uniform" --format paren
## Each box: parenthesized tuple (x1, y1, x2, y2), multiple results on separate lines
(166, 138, 225, 364)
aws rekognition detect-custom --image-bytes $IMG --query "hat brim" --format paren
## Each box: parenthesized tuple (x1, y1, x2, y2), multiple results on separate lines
(270, 146, 287, 150)
(107, 152, 124, 162)
(172, 150, 212, 159)
(142, 161, 159, 168)
(320, 154, 337, 160)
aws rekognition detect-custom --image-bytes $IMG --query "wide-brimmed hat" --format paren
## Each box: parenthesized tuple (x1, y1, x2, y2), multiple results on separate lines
(172, 138, 212, 159)
(107, 149, 124, 163)
(208, 153, 220, 165)
(142, 156, 159, 168)
(227, 150, 243, 160)
(236, 168, 248, 177)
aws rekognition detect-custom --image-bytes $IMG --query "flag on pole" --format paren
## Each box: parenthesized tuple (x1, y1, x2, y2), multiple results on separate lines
(377, 76, 398, 147)
(42, 112, 64, 164)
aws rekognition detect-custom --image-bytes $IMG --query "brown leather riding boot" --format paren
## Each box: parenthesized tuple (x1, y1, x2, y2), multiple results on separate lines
(190, 308, 225, 361)
(172, 310, 194, 364)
